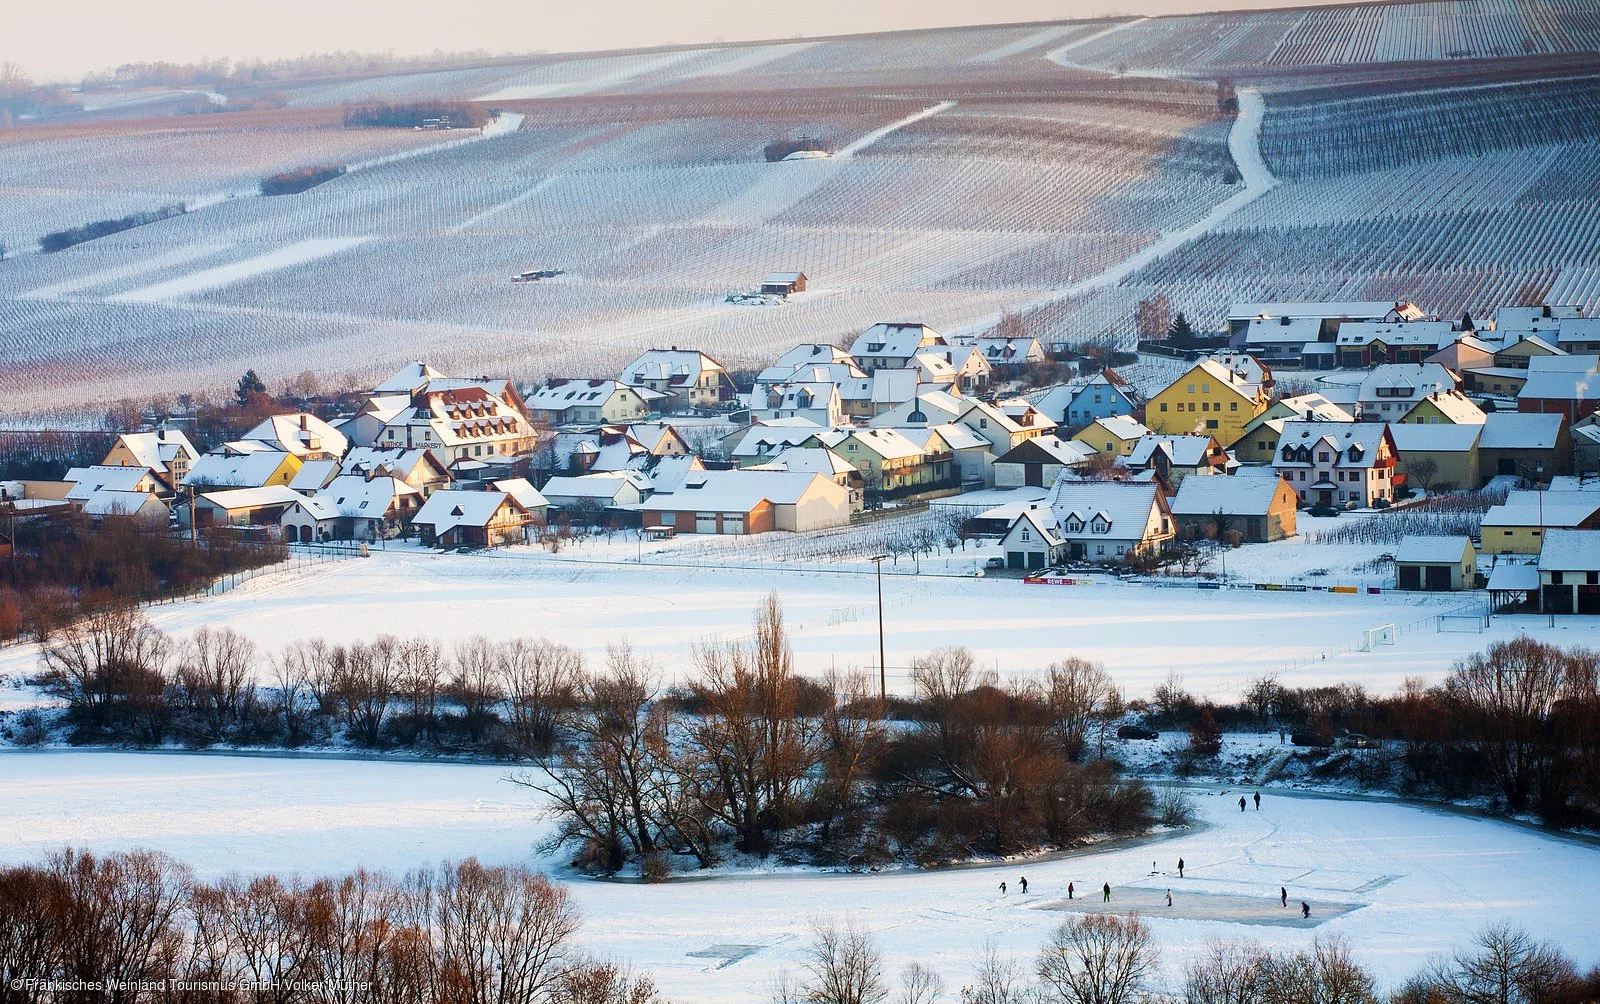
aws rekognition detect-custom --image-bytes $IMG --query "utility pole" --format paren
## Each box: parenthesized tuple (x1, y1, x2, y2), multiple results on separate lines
(188, 485, 197, 543)
(870, 553, 888, 700)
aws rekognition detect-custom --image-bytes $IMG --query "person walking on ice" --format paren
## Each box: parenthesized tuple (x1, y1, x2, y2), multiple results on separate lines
(1067, 882, 1074, 900)
(1166, 889, 1173, 907)
(1280, 887, 1288, 908)
(1177, 858, 1184, 878)
(1019, 876, 1028, 894)
(1239, 796, 1247, 812)
(1254, 791, 1261, 811)
(1301, 901, 1311, 919)
(1102, 883, 1111, 903)
(999, 881, 1007, 896)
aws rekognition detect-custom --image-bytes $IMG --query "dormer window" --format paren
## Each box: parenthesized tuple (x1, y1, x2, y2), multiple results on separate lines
(1091, 516, 1110, 533)
(1067, 518, 1084, 533)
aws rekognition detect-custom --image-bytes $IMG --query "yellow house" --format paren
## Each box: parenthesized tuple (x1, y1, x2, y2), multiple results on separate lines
(1147, 358, 1271, 447)
(1071, 416, 1149, 457)
(1479, 489, 1600, 555)
(181, 446, 303, 490)
(818, 428, 947, 490)
(102, 430, 198, 490)
(1398, 391, 1485, 426)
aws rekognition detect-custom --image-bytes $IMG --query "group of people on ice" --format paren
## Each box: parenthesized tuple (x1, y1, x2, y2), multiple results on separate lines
(994, 789, 1311, 918)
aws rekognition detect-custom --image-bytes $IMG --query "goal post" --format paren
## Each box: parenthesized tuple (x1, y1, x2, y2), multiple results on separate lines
(1359, 624, 1397, 651)
(1436, 611, 1488, 633)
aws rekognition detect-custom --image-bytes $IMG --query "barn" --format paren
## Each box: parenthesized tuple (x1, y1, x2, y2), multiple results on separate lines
(1395, 535, 1477, 591)
(760, 271, 808, 296)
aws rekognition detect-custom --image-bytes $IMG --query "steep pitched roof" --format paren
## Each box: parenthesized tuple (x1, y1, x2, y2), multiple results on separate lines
(183, 450, 293, 488)
(413, 489, 521, 532)
(1046, 480, 1163, 539)
(1396, 535, 1473, 564)
(848, 322, 945, 360)
(1274, 422, 1391, 469)
(1479, 412, 1565, 450)
(1387, 423, 1482, 454)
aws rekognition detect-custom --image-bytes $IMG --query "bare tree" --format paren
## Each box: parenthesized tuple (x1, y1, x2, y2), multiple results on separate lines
(272, 640, 318, 744)
(815, 670, 888, 846)
(800, 919, 889, 1004)
(501, 638, 582, 755)
(1406, 924, 1578, 1004)
(452, 635, 505, 742)
(1035, 913, 1156, 1004)
(38, 606, 172, 739)
(1044, 657, 1115, 761)
(174, 625, 258, 739)
(1183, 939, 1271, 1004)
(963, 942, 1031, 1004)
(425, 858, 582, 1004)
(899, 961, 946, 1004)
(559, 959, 663, 1004)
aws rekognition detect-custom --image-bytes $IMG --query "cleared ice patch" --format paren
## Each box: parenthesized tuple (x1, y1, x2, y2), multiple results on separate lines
(108, 237, 371, 304)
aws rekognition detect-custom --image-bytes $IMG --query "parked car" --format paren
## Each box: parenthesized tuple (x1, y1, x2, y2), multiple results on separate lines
(984, 556, 1005, 570)
(1291, 731, 1335, 748)
(1306, 505, 1340, 518)
(1341, 733, 1378, 749)
(1117, 724, 1160, 740)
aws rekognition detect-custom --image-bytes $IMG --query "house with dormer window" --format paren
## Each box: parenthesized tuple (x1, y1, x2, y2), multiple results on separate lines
(1043, 479, 1173, 562)
(1271, 421, 1400, 507)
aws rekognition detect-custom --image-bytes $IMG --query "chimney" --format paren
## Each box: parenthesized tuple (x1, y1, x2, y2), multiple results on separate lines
(299, 415, 308, 430)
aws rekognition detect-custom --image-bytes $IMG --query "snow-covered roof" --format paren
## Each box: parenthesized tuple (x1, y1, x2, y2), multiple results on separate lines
(1487, 562, 1539, 591)
(997, 434, 1092, 467)
(1334, 320, 1456, 347)
(542, 472, 647, 502)
(1387, 423, 1481, 453)
(113, 430, 195, 471)
(1484, 490, 1600, 528)
(183, 450, 292, 488)
(1126, 435, 1217, 469)
(1089, 415, 1150, 441)
(527, 379, 633, 411)
(1169, 475, 1286, 516)
(65, 465, 157, 498)
(1538, 529, 1600, 571)
(1227, 301, 1398, 322)
(868, 390, 966, 426)
(621, 348, 726, 386)
(822, 427, 925, 461)
(341, 447, 442, 481)
(1046, 479, 1161, 538)
(729, 422, 825, 458)
(490, 477, 549, 511)
(1404, 391, 1484, 424)
(1495, 305, 1584, 331)
(1006, 507, 1064, 547)
(1517, 355, 1600, 401)
(658, 470, 829, 511)
(1275, 422, 1389, 468)
(289, 459, 341, 492)
(196, 485, 303, 510)
(764, 271, 805, 284)
(1357, 363, 1455, 403)
(1478, 412, 1565, 450)
(848, 322, 945, 360)
(316, 474, 418, 517)
(753, 447, 857, 477)
(413, 489, 517, 532)
(1244, 315, 1323, 345)
(372, 362, 444, 394)
(1395, 535, 1472, 564)
(242, 413, 349, 458)
(79, 491, 162, 516)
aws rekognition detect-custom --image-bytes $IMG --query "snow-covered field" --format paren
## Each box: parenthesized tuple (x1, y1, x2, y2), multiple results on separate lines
(1, 545, 1590, 701)
(2, 749, 1595, 998)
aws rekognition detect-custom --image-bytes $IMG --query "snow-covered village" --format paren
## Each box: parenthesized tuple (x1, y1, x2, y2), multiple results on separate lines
(4, 1, 1600, 1001)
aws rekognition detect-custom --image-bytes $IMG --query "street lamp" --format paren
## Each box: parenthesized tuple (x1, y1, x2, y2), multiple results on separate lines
(870, 554, 889, 700)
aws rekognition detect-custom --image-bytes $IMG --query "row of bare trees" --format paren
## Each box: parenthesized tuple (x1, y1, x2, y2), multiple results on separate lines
(774, 915, 1598, 1004)
(0, 848, 656, 1004)
(1135, 638, 1600, 827)
(524, 602, 1154, 874)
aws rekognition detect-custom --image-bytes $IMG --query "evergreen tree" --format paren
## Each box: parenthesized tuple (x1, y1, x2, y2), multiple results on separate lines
(235, 369, 266, 406)
(1167, 312, 1196, 347)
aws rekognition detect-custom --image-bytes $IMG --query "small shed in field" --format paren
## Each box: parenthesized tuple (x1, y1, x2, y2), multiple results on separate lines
(761, 272, 807, 296)
(1395, 535, 1477, 591)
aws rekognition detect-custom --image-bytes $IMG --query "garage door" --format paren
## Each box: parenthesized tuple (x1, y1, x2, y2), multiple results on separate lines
(696, 514, 718, 534)
(1007, 551, 1025, 569)
(723, 517, 744, 535)
(1398, 565, 1421, 590)
(1424, 565, 1452, 591)
(1028, 552, 1046, 569)
(1580, 585, 1600, 614)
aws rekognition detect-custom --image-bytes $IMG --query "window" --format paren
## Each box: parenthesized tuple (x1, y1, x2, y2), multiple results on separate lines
(1021, 529, 1031, 541)
(1319, 452, 1329, 462)
(1551, 571, 1564, 585)
(1201, 384, 1210, 393)
(1091, 516, 1109, 533)
(1067, 518, 1084, 532)
(1160, 403, 1168, 412)
(1116, 544, 1126, 555)
(1230, 401, 1238, 411)
(1187, 384, 1195, 393)
(1206, 420, 1218, 430)
(1096, 544, 1106, 555)
(1201, 402, 1210, 412)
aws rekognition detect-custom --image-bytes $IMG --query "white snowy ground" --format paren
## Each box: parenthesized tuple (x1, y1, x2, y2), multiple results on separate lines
(1, 749, 1595, 998)
(1, 546, 1591, 701)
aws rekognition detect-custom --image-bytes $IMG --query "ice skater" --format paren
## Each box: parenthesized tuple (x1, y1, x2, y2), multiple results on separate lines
(1301, 901, 1311, 919)
(1239, 795, 1247, 812)
(1019, 876, 1028, 894)
(1254, 792, 1261, 811)
(1177, 857, 1185, 878)
(1165, 889, 1173, 907)
(1102, 882, 1111, 903)
(999, 881, 1007, 896)
(1067, 882, 1074, 900)
(1280, 887, 1288, 908)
